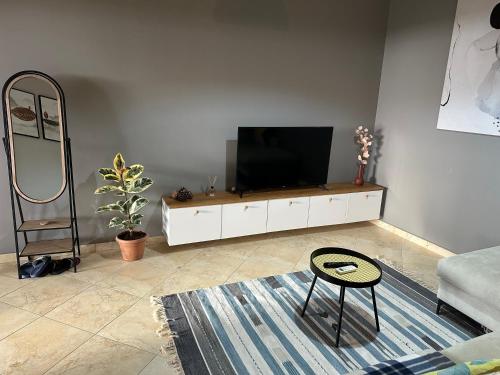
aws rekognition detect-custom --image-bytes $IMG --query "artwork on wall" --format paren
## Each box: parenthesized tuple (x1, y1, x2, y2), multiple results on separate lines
(437, 0, 500, 136)
(9, 89, 39, 138)
(39, 96, 60, 142)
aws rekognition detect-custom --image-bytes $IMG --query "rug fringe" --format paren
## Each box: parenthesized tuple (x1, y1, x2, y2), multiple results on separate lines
(150, 296, 184, 375)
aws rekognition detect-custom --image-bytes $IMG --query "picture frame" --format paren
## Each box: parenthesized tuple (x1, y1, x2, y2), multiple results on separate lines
(39, 95, 61, 142)
(9, 88, 39, 138)
(437, 0, 500, 136)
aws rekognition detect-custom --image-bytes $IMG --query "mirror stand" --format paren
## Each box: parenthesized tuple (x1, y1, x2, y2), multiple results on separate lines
(2, 71, 80, 279)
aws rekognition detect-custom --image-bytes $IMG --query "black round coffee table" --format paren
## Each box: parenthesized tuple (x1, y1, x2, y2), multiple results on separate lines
(301, 247, 383, 347)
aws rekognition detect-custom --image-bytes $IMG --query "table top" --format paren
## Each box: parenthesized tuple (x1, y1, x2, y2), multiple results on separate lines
(310, 247, 382, 288)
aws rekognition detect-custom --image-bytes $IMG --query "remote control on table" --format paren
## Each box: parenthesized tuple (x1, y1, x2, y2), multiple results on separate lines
(323, 261, 357, 269)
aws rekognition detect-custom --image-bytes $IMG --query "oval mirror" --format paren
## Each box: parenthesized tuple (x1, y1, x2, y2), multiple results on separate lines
(4, 73, 66, 203)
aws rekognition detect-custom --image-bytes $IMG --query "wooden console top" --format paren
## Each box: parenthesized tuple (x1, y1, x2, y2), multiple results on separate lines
(163, 182, 384, 209)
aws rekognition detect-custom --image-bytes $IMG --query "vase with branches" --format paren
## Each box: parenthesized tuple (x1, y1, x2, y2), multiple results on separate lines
(95, 153, 153, 261)
(354, 126, 373, 186)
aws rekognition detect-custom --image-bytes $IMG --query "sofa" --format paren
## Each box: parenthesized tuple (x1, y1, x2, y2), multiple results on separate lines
(442, 331, 500, 362)
(437, 245, 500, 331)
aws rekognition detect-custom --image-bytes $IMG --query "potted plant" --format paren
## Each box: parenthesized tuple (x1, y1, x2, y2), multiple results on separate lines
(95, 153, 153, 261)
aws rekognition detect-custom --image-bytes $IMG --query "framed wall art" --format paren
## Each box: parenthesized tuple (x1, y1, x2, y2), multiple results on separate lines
(9, 88, 39, 138)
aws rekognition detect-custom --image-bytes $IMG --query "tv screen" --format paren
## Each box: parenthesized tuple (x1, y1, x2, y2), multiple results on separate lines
(236, 126, 333, 192)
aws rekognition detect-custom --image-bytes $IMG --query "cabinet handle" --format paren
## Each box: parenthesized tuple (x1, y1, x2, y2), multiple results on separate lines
(329, 197, 333, 202)
(244, 205, 249, 211)
(194, 210, 200, 215)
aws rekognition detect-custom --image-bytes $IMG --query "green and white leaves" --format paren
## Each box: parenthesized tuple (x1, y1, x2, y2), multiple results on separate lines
(95, 153, 153, 233)
(130, 213, 143, 225)
(96, 202, 123, 213)
(124, 164, 144, 181)
(125, 177, 153, 194)
(128, 195, 149, 214)
(98, 168, 116, 177)
(109, 216, 127, 229)
(113, 153, 125, 173)
(95, 185, 119, 194)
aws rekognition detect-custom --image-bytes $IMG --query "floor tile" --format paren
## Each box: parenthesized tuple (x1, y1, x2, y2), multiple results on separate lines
(96, 261, 167, 297)
(0, 262, 20, 279)
(139, 355, 177, 375)
(45, 336, 155, 375)
(62, 251, 127, 284)
(0, 275, 32, 297)
(152, 271, 227, 295)
(0, 317, 92, 375)
(140, 245, 201, 270)
(401, 240, 441, 291)
(46, 285, 139, 333)
(226, 256, 297, 283)
(0, 276, 91, 315)
(0, 302, 39, 340)
(98, 297, 165, 355)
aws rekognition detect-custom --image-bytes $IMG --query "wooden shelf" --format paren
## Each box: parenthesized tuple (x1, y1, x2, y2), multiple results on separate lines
(18, 218, 72, 232)
(163, 182, 385, 209)
(20, 238, 74, 257)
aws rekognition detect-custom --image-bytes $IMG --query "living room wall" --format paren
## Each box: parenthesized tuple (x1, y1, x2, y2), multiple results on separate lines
(373, 0, 500, 253)
(0, 0, 389, 253)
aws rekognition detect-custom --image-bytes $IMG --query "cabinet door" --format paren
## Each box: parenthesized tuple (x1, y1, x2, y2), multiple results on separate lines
(308, 194, 349, 227)
(221, 201, 268, 239)
(345, 191, 383, 223)
(166, 205, 222, 245)
(267, 197, 310, 232)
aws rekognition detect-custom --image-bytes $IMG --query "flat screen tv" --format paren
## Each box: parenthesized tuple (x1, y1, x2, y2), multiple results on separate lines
(236, 126, 333, 193)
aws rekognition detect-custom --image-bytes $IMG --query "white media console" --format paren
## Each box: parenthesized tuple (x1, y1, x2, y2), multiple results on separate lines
(162, 183, 384, 246)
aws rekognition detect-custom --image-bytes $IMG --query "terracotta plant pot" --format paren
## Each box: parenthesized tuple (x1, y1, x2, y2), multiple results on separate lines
(115, 231, 147, 261)
(354, 164, 366, 186)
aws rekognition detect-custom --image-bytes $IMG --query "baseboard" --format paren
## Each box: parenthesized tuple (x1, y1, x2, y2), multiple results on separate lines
(371, 220, 455, 258)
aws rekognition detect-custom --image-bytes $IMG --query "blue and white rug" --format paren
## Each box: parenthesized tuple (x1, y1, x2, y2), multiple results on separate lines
(152, 262, 482, 375)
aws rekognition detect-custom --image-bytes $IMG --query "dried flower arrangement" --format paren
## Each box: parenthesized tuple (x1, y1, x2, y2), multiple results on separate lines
(353, 126, 374, 186)
(354, 126, 373, 165)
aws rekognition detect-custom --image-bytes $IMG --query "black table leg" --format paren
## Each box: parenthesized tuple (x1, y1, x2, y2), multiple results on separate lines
(335, 286, 345, 347)
(371, 286, 380, 332)
(436, 299, 443, 315)
(301, 275, 317, 317)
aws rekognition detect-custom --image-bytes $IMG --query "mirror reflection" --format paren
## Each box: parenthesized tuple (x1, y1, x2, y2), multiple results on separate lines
(7, 75, 66, 202)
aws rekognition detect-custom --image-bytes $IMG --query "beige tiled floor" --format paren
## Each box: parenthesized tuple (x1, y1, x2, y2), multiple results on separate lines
(0, 222, 443, 375)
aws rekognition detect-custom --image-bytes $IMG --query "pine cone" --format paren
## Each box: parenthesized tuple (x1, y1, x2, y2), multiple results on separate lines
(173, 187, 193, 202)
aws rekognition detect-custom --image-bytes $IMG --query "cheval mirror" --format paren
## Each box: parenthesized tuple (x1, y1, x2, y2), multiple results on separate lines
(2, 71, 80, 278)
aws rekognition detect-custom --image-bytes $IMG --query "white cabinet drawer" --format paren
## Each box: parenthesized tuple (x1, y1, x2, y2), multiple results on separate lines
(166, 205, 222, 245)
(267, 197, 309, 232)
(221, 201, 268, 239)
(345, 190, 383, 223)
(308, 194, 349, 227)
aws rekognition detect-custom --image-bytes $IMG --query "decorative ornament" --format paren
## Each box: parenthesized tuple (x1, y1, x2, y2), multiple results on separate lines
(171, 187, 193, 202)
(207, 176, 217, 197)
(354, 126, 373, 186)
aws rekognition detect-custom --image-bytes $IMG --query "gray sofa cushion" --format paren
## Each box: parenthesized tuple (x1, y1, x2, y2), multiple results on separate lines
(442, 332, 500, 363)
(437, 246, 500, 311)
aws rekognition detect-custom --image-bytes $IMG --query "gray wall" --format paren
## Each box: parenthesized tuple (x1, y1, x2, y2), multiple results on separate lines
(373, 0, 500, 253)
(0, 0, 389, 253)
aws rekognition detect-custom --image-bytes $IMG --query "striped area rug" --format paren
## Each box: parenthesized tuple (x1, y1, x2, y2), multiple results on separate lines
(152, 262, 482, 375)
